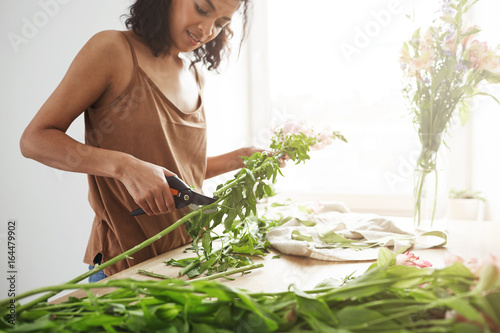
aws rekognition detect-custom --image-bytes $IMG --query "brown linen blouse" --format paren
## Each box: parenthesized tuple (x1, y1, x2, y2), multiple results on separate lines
(83, 32, 207, 276)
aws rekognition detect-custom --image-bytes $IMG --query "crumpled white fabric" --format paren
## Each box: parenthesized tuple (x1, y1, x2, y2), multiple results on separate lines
(266, 201, 415, 262)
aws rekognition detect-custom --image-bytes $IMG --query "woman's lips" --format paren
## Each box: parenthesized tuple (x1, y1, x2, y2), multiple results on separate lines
(187, 31, 201, 46)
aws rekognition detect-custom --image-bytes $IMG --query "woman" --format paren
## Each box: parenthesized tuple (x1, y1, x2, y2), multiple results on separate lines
(19, 0, 254, 281)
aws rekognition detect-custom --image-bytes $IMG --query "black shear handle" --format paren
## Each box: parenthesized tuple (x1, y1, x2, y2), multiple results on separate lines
(130, 176, 190, 216)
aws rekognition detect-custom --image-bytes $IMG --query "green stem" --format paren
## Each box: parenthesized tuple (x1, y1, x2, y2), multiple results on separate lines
(137, 270, 170, 280)
(431, 168, 439, 225)
(414, 168, 427, 227)
(189, 263, 264, 282)
(10, 201, 220, 314)
(178, 259, 201, 277)
(341, 289, 482, 330)
(213, 156, 279, 198)
(3, 264, 264, 308)
(2, 281, 188, 305)
(30, 297, 147, 312)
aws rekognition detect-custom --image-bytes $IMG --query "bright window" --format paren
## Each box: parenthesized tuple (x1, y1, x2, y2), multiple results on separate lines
(261, 0, 452, 196)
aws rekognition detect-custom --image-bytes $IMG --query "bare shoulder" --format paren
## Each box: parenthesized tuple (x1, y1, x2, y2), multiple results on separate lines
(79, 30, 130, 67)
(67, 30, 134, 108)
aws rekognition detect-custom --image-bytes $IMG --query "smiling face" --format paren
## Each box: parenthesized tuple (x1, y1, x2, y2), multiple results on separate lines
(168, 0, 240, 54)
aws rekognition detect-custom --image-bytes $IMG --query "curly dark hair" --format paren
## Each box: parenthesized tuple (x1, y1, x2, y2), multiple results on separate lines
(124, 0, 251, 71)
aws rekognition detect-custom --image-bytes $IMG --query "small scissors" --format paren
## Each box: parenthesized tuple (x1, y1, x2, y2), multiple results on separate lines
(130, 176, 217, 216)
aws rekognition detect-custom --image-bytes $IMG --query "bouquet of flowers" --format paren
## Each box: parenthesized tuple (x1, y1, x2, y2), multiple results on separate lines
(399, 0, 500, 228)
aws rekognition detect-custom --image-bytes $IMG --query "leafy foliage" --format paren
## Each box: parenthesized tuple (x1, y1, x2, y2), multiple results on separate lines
(166, 126, 347, 278)
(2, 249, 499, 332)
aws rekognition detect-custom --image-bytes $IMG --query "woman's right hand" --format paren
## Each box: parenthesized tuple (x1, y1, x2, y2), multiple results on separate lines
(118, 157, 177, 216)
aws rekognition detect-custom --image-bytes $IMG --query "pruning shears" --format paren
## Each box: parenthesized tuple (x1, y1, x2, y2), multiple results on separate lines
(130, 176, 217, 216)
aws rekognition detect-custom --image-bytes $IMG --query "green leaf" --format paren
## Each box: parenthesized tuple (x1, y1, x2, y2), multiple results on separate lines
(154, 303, 181, 322)
(224, 210, 237, 230)
(440, 14, 458, 26)
(186, 267, 201, 278)
(417, 230, 448, 247)
(263, 184, 274, 197)
(452, 323, 484, 333)
(482, 70, 500, 84)
(68, 314, 125, 331)
(202, 232, 212, 256)
(386, 265, 431, 288)
(476, 292, 500, 327)
(337, 307, 401, 331)
(297, 219, 316, 227)
(444, 298, 485, 324)
(317, 229, 353, 245)
(475, 91, 500, 105)
(460, 27, 481, 38)
(377, 247, 396, 267)
(296, 293, 338, 327)
(5, 315, 58, 332)
(298, 205, 313, 214)
(291, 230, 314, 242)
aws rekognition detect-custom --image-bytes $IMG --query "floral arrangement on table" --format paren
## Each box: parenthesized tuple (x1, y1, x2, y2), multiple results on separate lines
(399, 0, 500, 229)
(2, 249, 499, 332)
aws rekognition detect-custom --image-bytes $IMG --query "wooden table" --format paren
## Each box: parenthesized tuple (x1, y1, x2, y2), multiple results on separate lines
(53, 218, 500, 303)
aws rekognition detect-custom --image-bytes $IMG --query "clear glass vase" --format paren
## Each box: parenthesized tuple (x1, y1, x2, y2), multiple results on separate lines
(413, 133, 449, 232)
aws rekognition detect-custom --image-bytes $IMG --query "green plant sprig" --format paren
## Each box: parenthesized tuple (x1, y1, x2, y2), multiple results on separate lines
(167, 128, 347, 278)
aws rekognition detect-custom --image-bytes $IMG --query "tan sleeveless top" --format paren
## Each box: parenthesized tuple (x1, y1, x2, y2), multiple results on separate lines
(83, 32, 207, 276)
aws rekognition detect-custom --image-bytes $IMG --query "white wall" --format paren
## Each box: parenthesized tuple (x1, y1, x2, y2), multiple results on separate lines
(0, 0, 132, 299)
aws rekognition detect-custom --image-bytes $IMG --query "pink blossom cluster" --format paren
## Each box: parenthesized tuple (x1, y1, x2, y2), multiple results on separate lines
(274, 121, 335, 151)
(400, 20, 500, 77)
(465, 40, 500, 74)
(280, 120, 314, 137)
(401, 30, 434, 75)
(311, 130, 335, 151)
(445, 252, 500, 278)
(395, 252, 433, 268)
(310, 201, 324, 215)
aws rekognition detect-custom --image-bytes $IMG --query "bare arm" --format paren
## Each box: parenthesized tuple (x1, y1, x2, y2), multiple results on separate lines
(205, 147, 262, 179)
(20, 31, 175, 215)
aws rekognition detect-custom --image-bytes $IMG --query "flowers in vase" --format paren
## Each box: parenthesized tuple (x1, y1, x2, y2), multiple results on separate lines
(400, 0, 500, 160)
(400, 0, 500, 228)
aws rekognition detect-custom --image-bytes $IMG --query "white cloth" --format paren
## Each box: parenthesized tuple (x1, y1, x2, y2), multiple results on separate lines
(266, 201, 415, 262)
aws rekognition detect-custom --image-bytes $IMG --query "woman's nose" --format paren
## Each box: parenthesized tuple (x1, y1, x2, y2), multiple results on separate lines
(198, 20, 214, 39)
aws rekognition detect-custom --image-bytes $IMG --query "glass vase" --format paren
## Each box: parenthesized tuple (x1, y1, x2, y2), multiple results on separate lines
(413, 134, 449, 232)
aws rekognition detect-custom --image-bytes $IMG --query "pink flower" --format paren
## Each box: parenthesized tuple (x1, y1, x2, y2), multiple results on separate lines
(310, 201, 324, 215)
(473, 253, 500, 278)
(396, 252, 433, 268)
(311, 130, 334, 150)
(444, 253, 479, 270)
(281, 120, 312, 136)
(465, 41, 500, 74)
(406, 29, 435, 75)
(409, 51, 434, 74)
(443, 252, 500, 277)
(460, 21, 480, 49)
